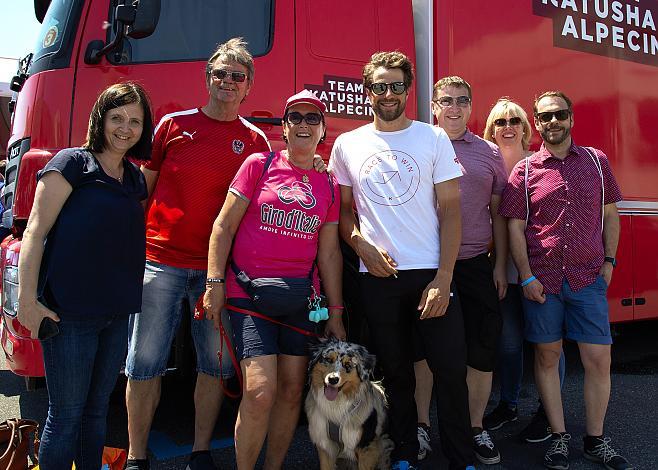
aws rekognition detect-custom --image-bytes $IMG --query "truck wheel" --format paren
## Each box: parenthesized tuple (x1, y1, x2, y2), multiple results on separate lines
(24, 376, 46, 391)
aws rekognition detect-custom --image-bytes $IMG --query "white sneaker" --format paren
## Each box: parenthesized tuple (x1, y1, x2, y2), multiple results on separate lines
(417, 424, 432, 461)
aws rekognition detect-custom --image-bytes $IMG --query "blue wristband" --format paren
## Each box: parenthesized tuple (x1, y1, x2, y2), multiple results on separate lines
(521, 275, 537, 287)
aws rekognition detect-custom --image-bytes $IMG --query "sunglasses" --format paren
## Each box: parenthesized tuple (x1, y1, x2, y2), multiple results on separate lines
(211, 69, 247, 83)
(369, 82, 407, 95)
(284, 111, 323, 126)
(494, 117, 522, 127)
(536, 109, 570, 123)
(434, 95, 471, 108)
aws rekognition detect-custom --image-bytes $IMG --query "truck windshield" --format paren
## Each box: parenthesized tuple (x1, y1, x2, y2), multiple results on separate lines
(111, 0, 273, 64)
(32, 0, 77, 63)
(28, 0, 83, 75)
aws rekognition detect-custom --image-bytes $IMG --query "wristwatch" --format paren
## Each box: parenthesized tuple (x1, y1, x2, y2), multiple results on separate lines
(604, 256, 617, 268)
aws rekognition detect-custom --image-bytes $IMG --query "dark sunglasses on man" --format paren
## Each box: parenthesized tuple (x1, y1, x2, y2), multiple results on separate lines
(369, 82, 407, 96)
(284, 111, 323, 126)
(211, 69, 247, 83)
(536, 109, 570, 123)
(494, 117, 522, 127)
(434, 95, 471, 108)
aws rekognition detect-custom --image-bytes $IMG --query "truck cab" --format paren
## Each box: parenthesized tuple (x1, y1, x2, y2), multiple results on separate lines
(0, 0, 416, 383)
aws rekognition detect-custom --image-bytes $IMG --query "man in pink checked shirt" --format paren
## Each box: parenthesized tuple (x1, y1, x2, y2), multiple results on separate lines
(499, 91, 634, 470)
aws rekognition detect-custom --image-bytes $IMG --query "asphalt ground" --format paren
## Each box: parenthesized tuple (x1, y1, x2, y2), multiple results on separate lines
(2, 320, 658, 469)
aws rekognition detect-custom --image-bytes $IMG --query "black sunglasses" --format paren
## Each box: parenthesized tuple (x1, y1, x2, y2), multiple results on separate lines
(211, 69, 247, 83)
(369, 82, 407, 95)
(536, 109, 570, 123)
(285, 111, 323, 126)
(494, 117, 522, 127)
(434, 95, 471, 108)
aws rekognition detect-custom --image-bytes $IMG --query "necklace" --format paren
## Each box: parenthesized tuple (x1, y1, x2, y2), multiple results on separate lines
(284, 151, 312, 183)
(95, 154, 124, 183)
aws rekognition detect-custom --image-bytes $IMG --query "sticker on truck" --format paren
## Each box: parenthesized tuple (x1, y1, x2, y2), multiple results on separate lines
(534, 0, 657, 67)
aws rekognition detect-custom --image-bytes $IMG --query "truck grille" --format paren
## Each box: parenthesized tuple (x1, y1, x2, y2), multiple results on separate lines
(2, 138, 30, 229)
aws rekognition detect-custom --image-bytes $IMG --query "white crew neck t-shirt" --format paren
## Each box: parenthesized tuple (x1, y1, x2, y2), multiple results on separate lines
(330, 121, 462, 272)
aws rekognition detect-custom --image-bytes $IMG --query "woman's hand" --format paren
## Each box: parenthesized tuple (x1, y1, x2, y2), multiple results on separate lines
(312, 154, 327, 173)
(18, 298, 60, 339)
(203, 285, 226, 331)
(324, 313, 346, 340)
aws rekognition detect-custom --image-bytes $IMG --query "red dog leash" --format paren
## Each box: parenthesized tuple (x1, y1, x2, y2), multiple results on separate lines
(194, 298, 320, 398)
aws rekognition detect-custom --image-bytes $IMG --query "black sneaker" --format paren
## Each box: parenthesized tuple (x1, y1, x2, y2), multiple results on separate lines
(544, 433, 570, 470)
(473, 427, 501, 465)
(125, 459, 150, 470)
(185, 451, 218, 470)
(584, 436, 635, 470)
(519, 407, 552, 443)
(483, 402, 518, 431)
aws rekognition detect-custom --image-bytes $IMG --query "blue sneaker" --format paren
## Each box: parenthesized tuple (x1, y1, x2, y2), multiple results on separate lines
(391, 461, 417, 470)
(466, 467, 477, 470)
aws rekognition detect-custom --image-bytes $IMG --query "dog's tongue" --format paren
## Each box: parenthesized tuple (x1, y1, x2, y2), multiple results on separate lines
(324, 385, 339, 401)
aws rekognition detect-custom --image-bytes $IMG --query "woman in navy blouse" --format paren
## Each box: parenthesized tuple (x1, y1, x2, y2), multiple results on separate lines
(17, 82, 152, 470)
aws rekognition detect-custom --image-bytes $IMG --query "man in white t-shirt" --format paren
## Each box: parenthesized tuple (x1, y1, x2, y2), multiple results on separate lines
(329, 51, 475, 470)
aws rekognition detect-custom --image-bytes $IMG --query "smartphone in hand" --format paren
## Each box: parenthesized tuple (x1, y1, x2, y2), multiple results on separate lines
(38, 317, 60, 340)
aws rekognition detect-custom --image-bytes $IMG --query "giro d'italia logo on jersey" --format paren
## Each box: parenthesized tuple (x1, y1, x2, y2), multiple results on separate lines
(359, 150, 420, 206)
(259, 182, 321, 236)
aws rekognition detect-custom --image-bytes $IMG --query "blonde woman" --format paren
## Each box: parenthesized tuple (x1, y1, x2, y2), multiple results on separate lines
(482, 98, 565, 442)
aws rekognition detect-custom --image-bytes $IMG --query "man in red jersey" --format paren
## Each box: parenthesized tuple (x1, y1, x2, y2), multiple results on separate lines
(124, 38, 270, 470)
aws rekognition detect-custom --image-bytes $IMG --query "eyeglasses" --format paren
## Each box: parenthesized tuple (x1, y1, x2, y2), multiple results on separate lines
(211, 69, 247, 83)
(284, 111, 323, 126)
(536, 109, 570, 123)
(433, 95, 471, 108)
(494, 117, 522, 127)
(369, 82, 407, 96)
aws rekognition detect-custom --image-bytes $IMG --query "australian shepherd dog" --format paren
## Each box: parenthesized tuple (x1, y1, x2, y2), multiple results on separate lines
(305, 339, 392, 470)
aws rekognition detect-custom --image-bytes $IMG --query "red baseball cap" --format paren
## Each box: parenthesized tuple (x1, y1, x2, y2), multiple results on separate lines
(284, 89, 327, 115)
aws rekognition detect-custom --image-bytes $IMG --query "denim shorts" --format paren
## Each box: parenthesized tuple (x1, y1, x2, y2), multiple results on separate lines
(125, 260, 234, 379)
(522, 276, 612, 345)
(228, 297, 318, 360)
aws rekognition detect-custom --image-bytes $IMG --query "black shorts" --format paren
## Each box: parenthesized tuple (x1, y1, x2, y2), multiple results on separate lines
(453, 253, 502, 372)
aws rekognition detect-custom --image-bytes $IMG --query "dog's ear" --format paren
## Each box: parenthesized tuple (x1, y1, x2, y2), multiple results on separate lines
(356, 347, 377, 381)
(307, 342, 324, 377)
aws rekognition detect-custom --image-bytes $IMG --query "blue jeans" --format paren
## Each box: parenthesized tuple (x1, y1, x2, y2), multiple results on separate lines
(126, 260, 234, 380)
(497, 285, 565, 408)
(38, 314, 128, 470)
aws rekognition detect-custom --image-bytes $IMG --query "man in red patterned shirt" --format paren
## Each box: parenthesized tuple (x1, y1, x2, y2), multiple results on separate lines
(124, 38, 270, 470)
(499, 91, 633, 470)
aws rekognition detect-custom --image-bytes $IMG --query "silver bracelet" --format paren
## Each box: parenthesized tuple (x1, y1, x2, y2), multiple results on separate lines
(205, 277, 225, 285)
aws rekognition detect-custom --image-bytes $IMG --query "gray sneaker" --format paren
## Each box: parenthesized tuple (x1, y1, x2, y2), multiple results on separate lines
(417, 424, 432, 461)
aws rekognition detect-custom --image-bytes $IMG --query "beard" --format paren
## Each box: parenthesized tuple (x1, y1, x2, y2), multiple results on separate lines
(372, 99, 406, 122)
(540, 124, 571, 146)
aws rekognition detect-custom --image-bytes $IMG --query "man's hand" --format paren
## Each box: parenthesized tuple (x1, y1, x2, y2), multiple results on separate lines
(418, 270, 452, 319)
(522, 278, 546, 304)
(599, 262, 613, 286)
(357, 239, 397, 277)
(324, 314, 346, 340)
(312, 155, 327, 173)
(493, 263, 508, 300)
(203, 285, 225, 330)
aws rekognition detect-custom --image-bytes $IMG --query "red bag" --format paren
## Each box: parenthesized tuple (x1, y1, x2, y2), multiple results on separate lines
(0, 418, 40, 470)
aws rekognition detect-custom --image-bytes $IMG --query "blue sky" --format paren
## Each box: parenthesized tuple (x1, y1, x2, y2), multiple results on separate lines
(0, 1, 42, 82)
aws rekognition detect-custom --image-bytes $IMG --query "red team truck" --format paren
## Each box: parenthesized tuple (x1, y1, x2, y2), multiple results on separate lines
(2, 0, 657, 385)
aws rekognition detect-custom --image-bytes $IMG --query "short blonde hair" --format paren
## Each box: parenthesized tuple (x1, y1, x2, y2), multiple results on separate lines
(483, 97, 532, 150)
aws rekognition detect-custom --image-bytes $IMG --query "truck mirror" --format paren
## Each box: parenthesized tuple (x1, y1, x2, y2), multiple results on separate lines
(34, 0, 50, 24)
(84, 2, 139, 65)
(127, 0, 161, 40)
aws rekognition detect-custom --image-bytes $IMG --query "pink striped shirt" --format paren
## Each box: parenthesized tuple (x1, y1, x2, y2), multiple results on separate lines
(499, 143, 622, 294)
